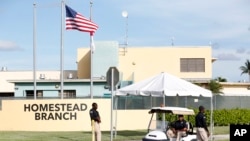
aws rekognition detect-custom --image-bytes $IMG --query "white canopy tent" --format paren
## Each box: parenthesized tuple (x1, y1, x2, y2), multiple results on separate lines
(115, 72, 213, 139)
(116, 72, 212, 97)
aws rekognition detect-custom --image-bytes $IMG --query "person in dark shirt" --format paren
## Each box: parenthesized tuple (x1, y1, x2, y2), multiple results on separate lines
(173, 115, 187, 141)
(195, 105, 209, 141)
(166, 122, 177, 138)
(89, 102, 101, 141)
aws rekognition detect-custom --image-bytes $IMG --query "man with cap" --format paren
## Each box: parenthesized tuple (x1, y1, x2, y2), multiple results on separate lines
(173, 115, 187, 141)
(195, 105, 209, 141)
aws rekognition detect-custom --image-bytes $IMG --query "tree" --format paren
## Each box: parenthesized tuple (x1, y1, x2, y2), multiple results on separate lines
(214, 76, 227, 82)
(239, 59, 250, 82)
(207, 80, 223, 94)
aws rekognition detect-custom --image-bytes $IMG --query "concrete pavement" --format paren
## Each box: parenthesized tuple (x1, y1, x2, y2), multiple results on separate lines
(211, 134, 229, 140)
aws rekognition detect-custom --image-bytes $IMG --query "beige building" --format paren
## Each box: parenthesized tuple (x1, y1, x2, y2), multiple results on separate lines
(0, 43, 217, 131)
(1, 42, 249, 131)
(118, 47, 213, 82)
(1, 43, 215, 97)
(220, 82, 250, 96)
(77, 45, 214, 83)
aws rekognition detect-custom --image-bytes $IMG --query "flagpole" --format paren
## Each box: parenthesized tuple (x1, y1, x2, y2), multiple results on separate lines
(65, 2, 98, 99)
(33, 2, 37, 100)
(90, 0, 93, 99)
(60, 0, 65, 99)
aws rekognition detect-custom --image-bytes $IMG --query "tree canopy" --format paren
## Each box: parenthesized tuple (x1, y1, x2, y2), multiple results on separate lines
(239, 59, 250, 82)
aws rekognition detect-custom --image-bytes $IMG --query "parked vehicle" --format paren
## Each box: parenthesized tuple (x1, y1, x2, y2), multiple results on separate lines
(142, 106, 196, 141)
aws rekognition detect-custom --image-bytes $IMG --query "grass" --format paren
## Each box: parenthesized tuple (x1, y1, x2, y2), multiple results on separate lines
(213, 126, 229, 135)
(0, 126, 229, 141)
(0, 130, 146, 141)
(213, 126, 229, 141)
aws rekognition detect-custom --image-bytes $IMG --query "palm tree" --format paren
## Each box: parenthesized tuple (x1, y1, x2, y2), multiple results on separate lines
(214, 76, 227, 82)
(239, 59, 250, 82)
(207, 80, 223, 94)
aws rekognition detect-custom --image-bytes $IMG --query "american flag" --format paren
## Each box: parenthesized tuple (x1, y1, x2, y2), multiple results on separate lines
(65, 5, 98, 34)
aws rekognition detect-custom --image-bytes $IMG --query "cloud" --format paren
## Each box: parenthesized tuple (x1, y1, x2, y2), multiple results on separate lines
(236, 48, 246, 54)
(125, 0, 250, 38)
(214, 53, 240, 61)
(104, 0, 250, 47)
(0, 40, 22, 51)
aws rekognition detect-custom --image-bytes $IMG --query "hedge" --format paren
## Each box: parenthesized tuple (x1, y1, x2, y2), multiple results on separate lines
(161, 108, 250, 126)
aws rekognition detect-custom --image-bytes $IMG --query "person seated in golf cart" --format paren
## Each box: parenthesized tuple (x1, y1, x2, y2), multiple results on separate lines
(173, 115, 188, 141)
(166, 122, 177, 138)
(143, 107, 196, 141)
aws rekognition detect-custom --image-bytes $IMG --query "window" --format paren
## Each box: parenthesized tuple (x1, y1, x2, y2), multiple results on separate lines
(58, 90, 76, 98)
(180, 58, 205, 72)
(0, 93, 14, 97)
(26, 90, 43, 98)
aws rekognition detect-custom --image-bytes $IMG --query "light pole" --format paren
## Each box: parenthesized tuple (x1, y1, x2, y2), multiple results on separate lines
(33, 2, 37, 100)
(122, 11, 128, 46)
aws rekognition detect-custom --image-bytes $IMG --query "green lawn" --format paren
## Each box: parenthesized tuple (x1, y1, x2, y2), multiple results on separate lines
(212, 126, 229, 141)
(213, 126, 229, 135)
(0, 126, 229, 141)
(0, 130, 145, 141)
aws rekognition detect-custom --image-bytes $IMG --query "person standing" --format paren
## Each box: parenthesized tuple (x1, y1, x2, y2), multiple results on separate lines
(195, 105, 210, 141)
(89, 102, 101, 141)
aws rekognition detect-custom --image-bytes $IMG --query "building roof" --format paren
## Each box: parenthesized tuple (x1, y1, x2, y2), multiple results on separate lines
(7, 79, 106, 83)
(220, 82, 250, 86)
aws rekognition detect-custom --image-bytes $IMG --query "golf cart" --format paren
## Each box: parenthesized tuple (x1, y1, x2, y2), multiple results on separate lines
(142, 106, 196, 141)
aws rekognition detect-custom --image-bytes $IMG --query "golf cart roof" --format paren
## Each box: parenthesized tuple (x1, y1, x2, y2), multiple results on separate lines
(148, 106, 195, 115)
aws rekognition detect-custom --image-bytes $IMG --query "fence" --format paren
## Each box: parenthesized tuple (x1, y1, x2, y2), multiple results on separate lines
(115, 95, 250, 110)
(1, 95, 250, 110)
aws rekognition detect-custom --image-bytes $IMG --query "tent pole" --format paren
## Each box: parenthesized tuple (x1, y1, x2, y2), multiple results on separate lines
(162, 95, 165, 130)
(185, 96, 187, 107)
(210, 95, 213, 141)
(163, 95, 165, 106)
(150, 96, 152, 107)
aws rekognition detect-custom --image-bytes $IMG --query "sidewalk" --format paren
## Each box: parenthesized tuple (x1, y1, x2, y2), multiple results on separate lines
(212, 134, 229, 140)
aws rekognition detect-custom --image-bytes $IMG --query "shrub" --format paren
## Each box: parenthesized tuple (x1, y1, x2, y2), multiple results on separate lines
(164, 108, 250, 126)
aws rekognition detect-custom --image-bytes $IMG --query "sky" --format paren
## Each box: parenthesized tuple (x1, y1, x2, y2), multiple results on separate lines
(0, 0, 250, 82)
